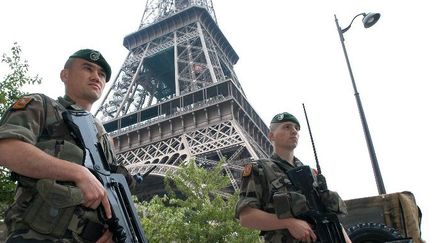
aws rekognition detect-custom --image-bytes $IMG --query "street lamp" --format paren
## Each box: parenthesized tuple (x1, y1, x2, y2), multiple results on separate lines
(335, 13, 386, 195)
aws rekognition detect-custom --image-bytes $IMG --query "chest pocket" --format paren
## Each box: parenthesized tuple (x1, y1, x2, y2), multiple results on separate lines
(260, 161, 292, 197)
(36, 139, 83, 164)
(259, 161, 309, 219)
(37, 102, 84, 165)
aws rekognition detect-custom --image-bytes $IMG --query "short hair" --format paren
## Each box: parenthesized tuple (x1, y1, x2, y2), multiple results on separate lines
(64, 58, 74, 69)
(269, 123, 281, 132)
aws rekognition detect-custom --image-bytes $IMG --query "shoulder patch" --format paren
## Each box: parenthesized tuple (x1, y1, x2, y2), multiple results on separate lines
(242, 164, 253, 177)
(11, 96, 34, 110)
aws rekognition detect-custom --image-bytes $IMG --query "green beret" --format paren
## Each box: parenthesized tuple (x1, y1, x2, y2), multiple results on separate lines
(69, 49, 111, 81)
(271, 112, 300, 128)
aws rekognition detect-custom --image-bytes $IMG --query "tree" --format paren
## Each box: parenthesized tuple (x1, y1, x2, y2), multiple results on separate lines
(0, 42, 42, 115)
(0, 42, 42, 215)
(0, 167, 15, 212)
(139, 161, 261, 242)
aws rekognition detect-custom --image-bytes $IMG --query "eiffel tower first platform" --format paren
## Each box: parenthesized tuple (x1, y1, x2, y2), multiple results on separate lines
(96, 0, 272, 200)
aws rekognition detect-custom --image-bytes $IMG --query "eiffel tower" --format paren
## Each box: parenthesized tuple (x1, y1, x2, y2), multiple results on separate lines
(96, 0, 272, 200)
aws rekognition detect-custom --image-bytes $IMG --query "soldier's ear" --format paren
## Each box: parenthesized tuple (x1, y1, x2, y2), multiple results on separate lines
(60, 69, 68, 83)
(268, 131, 274, 141)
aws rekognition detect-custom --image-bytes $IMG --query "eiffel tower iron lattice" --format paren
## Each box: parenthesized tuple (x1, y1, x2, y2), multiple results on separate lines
(96, 0, 272, 200)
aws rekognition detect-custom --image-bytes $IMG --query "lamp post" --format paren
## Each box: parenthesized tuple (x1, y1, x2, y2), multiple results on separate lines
(335, 13, 386, 195)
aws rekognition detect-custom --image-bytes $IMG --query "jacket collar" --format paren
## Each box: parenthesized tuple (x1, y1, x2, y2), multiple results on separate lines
(57, 95, 85, 111)
(270, 153, 303, 172)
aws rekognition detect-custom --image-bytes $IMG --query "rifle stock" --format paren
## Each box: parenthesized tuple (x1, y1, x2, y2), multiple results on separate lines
(63, 110, 148, 243)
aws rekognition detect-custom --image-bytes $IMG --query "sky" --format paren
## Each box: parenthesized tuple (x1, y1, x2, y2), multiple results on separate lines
(1, 0, 430, 240)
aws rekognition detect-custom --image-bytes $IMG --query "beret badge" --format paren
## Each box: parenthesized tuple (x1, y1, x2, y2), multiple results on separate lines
(89, 51, 101, 61)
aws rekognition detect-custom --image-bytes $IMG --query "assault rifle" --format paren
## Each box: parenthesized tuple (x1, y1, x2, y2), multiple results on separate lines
(63, 110, 148, 243)
(286, 165, 346, 242)
(289, 104, 346, 242)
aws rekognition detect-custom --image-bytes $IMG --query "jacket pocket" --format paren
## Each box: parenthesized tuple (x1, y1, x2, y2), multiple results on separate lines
(36, 139, 83, 164)
(289, 191, 309, 217)
(23, 179, 83, 237)
(57, 140, 84, 164)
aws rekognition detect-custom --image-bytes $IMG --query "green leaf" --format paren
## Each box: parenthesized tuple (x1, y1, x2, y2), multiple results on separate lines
(137, 160, 260, 242)
(0, 42, 42, 116)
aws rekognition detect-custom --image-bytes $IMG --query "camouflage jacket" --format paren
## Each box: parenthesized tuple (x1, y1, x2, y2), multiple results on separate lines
(0, 94, 126, 242)
(235, 153, 347, 243)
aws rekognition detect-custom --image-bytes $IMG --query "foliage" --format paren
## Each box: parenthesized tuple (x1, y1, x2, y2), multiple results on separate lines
(138, 161, 261, 242)
(0, 167, 15, 215)
(0, 42, 42, 115)
(0, 42, 42, 218)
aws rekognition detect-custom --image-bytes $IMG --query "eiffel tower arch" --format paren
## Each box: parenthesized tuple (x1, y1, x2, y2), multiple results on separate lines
(96, 0, 272, 200)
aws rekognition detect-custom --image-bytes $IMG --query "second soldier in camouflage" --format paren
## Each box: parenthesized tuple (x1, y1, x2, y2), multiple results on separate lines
(235, 112, 352, 243)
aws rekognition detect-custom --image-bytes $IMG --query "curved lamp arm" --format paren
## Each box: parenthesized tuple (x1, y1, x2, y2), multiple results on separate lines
(341, 13, 365, 33)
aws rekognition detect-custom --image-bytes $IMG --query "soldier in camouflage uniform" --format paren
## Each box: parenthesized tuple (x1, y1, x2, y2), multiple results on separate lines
(235, 112, 352, 242)
(0, 49, 135, 242)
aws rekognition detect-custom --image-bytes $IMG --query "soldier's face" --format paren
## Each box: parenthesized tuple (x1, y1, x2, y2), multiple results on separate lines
(61, 58, 106, 103)
(269, 121, 300, 150)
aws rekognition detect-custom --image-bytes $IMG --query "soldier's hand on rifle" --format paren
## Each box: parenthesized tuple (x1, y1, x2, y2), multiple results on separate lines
(284, 218, 317, 242)
(74, 165, 112, 219)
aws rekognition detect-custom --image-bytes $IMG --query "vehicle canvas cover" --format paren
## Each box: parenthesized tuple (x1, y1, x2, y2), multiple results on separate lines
(340, 191, 422, 242)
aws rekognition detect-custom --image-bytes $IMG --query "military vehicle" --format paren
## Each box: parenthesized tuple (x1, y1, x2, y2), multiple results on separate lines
(341, 191, 423, 242)
(302, 105, 423, 242)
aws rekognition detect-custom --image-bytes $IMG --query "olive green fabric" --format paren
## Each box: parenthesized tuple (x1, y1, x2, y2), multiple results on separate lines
(320, 190, 348, 215)
(235, 154, 304, 242)
(235, 154, 346, 243)
(343, 191, 423, 242)
(0, 94, 117, 242)
(0, 94, 46, 144)
(6, 229, 75, 242)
